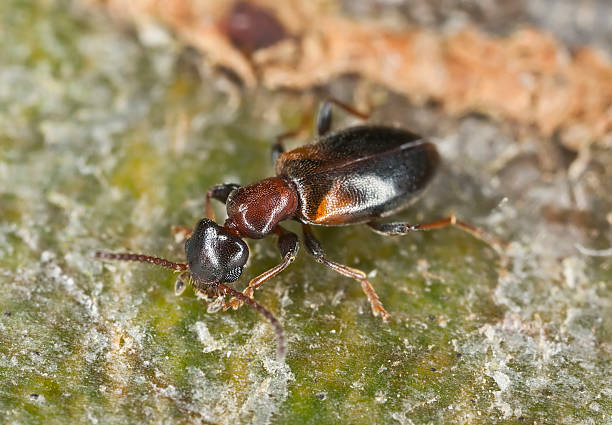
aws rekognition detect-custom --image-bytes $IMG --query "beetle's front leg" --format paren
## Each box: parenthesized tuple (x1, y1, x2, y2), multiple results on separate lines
(170, 183, 241, 242)
(205, 183, 241, 221)
(171, 225, 193, 242)
(301, 224, 390, 322)
(226, 225, 299, 310)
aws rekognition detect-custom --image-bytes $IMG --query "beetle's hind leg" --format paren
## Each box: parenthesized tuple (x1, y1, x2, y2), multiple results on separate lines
(368, 215, 508, 252)
(302, 224, 390, 322)
(226, 225, 299, 310)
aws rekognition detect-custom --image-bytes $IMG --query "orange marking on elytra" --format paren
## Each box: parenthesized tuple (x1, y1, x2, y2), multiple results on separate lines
(315, 198, 329, 222)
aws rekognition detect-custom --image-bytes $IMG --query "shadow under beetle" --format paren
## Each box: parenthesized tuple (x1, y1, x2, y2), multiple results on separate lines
(96, 98, 505, 360)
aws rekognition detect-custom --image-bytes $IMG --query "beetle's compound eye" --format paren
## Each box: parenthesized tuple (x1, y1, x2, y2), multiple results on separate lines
(185, 219, 249, 288)
(224, 267, 243, 283)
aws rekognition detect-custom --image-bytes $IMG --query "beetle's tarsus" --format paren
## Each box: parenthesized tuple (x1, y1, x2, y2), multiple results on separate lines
(368, 215, 508, 255)
(361, 280, 391, 322)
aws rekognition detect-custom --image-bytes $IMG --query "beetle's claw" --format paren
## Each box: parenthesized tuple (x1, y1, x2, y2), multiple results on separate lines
(375, 305, 391, 323)
(227, 287, 255, 310)
(243, 287, 254, 299)
(229, 297, 242, 310)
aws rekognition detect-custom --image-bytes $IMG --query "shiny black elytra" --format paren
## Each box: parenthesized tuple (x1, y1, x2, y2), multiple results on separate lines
(96, 99, 505, 360)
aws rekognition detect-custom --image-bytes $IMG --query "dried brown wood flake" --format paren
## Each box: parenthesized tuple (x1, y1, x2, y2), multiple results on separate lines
(85, 0, 612, 151)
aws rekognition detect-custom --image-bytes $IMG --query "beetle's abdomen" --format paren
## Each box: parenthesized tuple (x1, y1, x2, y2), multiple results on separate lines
(276, 126, 439, 226)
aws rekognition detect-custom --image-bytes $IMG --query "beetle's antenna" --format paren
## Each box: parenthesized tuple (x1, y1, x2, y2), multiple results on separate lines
(94, 251, 188, 272)
(218, 283, 286, 361)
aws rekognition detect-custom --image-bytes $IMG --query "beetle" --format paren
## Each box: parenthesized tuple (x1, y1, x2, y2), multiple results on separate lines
(96, 98, 504, 360)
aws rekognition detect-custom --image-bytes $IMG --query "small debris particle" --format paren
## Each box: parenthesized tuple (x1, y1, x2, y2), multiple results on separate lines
(375, 391, 387, 404)
(221, 1, 288, 53)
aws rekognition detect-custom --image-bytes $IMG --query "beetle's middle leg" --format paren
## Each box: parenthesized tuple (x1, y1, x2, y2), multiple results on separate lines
(226, 225, 299, 310)
(301, 224, 390, 322)
(316, 97, 370, 136)
(367, 215, 508, 252)
(272, 96, 371, 162)
(271, 111, 313, 164)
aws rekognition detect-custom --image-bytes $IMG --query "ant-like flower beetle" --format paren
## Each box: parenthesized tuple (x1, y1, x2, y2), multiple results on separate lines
(96, 98, 505, 360)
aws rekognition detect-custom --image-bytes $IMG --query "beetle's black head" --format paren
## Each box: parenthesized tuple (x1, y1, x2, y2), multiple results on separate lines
(185, 218, 249, 289)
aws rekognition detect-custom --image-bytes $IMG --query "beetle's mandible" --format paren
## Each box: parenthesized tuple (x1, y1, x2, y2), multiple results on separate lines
(96, 98, 505, 360)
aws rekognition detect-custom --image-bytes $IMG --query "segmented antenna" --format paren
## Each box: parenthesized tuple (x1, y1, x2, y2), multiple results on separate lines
(218, 283, 286, 361)
(94, 251, 188, 272)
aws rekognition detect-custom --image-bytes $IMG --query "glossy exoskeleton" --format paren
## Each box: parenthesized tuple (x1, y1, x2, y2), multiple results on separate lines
(96, 99, 504, 360)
